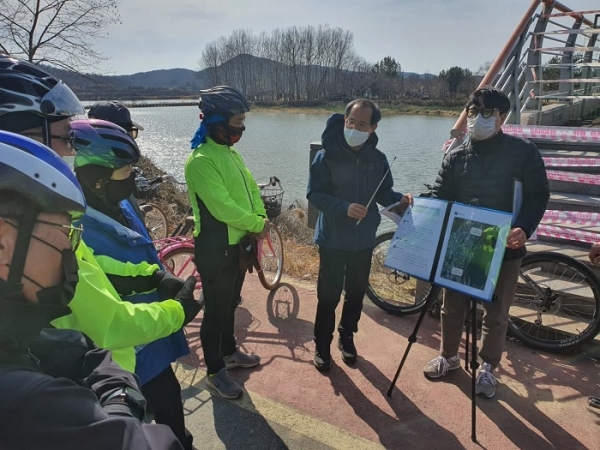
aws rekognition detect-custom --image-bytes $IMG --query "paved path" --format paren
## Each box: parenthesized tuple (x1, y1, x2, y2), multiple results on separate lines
(176, 275, 600, 449)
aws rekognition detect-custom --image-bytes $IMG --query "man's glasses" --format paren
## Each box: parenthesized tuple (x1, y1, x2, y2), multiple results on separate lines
(51, 134, 74, 146)
(466, 107, 499, 119)
(4, 218, 83, 252)
(36, 219, 83, 251)
(128, 128, 139, 140)
(23, 132, 74, 147)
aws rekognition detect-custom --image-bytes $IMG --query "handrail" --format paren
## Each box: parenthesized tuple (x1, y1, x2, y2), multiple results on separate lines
(447, 0, 600, 149)
(448, 0, 542, 142)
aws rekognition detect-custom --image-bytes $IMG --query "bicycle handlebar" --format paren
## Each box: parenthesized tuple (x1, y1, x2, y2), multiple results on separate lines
(160, 174, 187, 185)
(257, 176, 281, 190)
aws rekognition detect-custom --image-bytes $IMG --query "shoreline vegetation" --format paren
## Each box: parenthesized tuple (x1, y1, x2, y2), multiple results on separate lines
(118, 98, 464, 118)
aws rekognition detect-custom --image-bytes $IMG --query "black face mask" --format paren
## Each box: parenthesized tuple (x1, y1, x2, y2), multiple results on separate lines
(210, 123, 245, 146)
(105, 173, 136, 204)
(0, 250, 78, 353)
(36, 249, 79, 308)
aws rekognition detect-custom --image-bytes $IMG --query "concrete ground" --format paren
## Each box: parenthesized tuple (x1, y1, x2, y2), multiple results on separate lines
(176, 275, 600, 450)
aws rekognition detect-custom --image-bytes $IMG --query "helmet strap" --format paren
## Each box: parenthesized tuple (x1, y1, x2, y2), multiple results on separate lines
(43, 117, 52, 148)
(7, 207, 37, 286)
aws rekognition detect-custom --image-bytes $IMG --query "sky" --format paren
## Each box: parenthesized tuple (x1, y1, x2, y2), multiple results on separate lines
(94, 0, 600, 76)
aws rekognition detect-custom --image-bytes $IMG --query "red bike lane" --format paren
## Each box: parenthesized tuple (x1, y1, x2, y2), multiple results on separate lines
(177, 275, 600, 449)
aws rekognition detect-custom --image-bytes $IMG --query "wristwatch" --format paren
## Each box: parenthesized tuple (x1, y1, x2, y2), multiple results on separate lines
(104, 387, 147, 421)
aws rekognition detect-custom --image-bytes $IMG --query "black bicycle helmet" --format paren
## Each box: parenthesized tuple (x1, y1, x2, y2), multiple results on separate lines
(198, 86, 250, 118)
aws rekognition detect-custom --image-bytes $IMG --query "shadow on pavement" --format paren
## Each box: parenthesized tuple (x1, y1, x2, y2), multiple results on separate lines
(177, 370, 289, 450)
(327, 356, 463, 450)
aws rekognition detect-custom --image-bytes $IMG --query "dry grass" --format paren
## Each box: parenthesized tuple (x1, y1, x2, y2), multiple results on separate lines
(139, 155, 320, 280)
(274, 206, 319, 281)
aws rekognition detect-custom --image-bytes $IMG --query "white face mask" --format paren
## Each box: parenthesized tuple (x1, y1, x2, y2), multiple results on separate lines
(344, 127, 370, 148)
(62, 155, 75, 171)
(467, 114, 498, 141)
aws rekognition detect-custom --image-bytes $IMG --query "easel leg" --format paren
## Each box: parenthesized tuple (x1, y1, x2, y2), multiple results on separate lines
(387, 304, 428, 397)
(470, 297, 479, 443)
(387, 292, 437, 397)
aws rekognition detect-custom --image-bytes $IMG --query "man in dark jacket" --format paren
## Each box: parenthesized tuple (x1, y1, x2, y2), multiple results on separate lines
(307, 99, 412, 370)
(423, 86, 549, 399)
(0, 131, 182, 450)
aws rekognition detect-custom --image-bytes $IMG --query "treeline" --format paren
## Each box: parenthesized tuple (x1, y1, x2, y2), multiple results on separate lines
(200, 25, 484, 103)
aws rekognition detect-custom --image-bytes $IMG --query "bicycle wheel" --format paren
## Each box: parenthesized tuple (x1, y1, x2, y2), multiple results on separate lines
(257, 225, 284, 290)
(160, 246, 203, 307)
(367, 231, 441, 315)
(144, 203, 169, 240)
(508, 251, 600, 352)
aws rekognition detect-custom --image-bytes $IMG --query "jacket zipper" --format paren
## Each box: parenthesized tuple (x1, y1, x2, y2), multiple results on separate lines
(355, 158, 360, 251)
(229, 150, 254, 211)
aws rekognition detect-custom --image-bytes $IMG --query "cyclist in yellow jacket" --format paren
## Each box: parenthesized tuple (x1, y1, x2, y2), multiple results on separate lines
(0, 55, 189, 373)
(186, 86, 267, 399)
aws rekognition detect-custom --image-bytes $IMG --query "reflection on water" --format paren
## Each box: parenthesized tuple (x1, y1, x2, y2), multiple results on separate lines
(132, 106, 456, 205)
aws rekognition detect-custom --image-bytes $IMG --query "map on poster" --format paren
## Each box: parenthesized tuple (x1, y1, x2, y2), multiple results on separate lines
(384, 198, 512, 301)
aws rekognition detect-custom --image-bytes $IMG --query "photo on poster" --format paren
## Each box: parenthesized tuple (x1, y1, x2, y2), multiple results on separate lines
(439, 219, 500, 290)
(434, 203, 512, 301)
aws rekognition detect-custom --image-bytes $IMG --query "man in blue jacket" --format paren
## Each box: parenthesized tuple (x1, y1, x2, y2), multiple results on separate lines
(307, 99, 412, 370)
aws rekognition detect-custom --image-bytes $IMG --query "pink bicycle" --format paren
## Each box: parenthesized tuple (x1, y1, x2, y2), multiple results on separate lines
(154, 177, 285, 304)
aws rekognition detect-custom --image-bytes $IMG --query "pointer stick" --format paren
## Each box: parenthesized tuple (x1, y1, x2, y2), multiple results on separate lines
(356, 156, 397, 226)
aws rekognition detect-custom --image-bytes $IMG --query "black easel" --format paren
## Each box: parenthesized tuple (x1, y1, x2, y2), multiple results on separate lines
(387, 293, 480, 443)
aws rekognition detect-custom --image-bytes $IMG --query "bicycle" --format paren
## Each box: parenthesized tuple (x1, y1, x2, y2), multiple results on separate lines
(155, 176, 285, 293)
(366, 228, 600, 352)
(134, 170, 187, 240)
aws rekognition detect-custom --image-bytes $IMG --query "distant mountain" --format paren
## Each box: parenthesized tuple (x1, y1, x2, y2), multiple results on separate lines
(122, 68, 209, 88)
(43, 55, 437, 100)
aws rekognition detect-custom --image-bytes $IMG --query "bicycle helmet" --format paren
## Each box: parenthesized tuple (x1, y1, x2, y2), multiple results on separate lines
(0, 130, 86, 220)
(0, 55, 84, 133)
(71, 119, 141, 169)
(198, 85, 250, 118)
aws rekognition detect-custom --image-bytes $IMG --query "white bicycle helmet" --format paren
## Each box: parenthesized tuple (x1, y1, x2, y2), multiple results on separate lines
(0, 55, 84, 138)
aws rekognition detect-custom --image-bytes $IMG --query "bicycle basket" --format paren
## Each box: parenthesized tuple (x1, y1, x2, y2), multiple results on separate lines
(133, 175, 159, 200)
(260, 186, 284, 219)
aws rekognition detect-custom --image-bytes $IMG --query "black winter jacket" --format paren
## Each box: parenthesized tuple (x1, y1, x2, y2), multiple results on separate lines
(0, 329, 183, 450)
(307, 113, 403, 250)
(433, 131, 549, 260)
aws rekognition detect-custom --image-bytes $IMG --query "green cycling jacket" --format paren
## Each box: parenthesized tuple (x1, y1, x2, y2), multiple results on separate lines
(185, 137, 267, 244)
(51, 241, 184, 372)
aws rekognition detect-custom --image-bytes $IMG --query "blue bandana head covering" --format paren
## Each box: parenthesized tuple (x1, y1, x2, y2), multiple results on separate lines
(190, 113, 226, 149)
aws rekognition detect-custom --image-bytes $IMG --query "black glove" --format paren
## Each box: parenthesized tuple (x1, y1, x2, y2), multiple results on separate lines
(152, 269, 184, 299)
(174, 276, 201, 326)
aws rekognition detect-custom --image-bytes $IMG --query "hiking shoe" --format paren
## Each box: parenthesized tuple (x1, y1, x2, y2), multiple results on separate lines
(224, 349, 260, 369)
(423, 354, 461, 379)
(588, 396, 600, 409)
(314, 349, 331, 371)
(338, 334, 357, 364)
(475, 362, 497, 398)
(206, 367, 242, 399)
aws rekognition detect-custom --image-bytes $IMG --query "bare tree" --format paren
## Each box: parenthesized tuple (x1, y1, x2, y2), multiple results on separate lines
(0, 0, 121, 73)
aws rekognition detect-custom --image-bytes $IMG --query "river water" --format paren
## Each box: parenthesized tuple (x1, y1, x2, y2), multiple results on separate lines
(131, 105, 456, 204)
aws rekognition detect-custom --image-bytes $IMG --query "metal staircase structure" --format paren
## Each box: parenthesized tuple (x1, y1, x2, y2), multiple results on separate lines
(446, 1, 600, 267)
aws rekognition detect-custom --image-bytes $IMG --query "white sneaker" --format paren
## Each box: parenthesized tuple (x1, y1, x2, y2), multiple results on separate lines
(475, 362, 497, 398)
(423, 354, 461, 379)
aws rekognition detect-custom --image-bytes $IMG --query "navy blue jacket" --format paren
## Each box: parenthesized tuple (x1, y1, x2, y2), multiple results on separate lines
(79, 201, 189, 384)
(307, 113, 403, 250)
